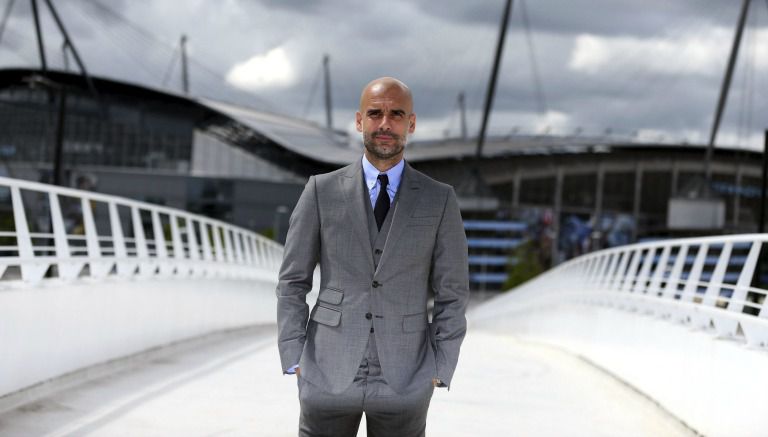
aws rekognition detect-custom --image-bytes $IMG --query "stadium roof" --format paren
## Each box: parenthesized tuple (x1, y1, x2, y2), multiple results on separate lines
(198, 97, 359, 165)
(0, 68, 759, 170)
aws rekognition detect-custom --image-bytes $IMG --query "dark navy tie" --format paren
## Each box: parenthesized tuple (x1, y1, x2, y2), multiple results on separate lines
(374, 174, 390, 231)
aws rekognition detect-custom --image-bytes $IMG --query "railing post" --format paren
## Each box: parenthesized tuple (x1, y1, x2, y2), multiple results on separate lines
(662, 244, 688, 301)
(681, 243, 709, 303)
(170, 213, 186, 276)
(648, 245, 671, 297)
(601, 251, 620, 291)
(197, 221, 213, 277)
(703, 242, 733, 307)
(108, 201, 129, 277)
(730, 241, 761, 314)
(11, 186, 47, 284)
(81, 198, 101, 259)
(244, 235, 256, 266)
(633, 247, 655, 296)
(621, 249, 643, 293)
(233, 229, 244, 265)
(253, 238, 264, 268)
(49, 192, 80, 280)
(81, 197, 109, 278)
(186, 217, 200, 262)
(586, 255, 605, 288)
(151, 210, 169, 276)
(225, 227, 238, 264)
(170, 214, 184, 259)
(240, 232, 252, 266)
(212, 224, 224, 263)
(610, 250, 630, 292)
(131, 207, 150, 274)
(49, 192, 70, 259)
(200, 221, 213, 263)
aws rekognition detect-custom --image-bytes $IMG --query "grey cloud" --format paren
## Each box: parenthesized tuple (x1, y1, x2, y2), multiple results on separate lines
(414, 0, 744, 37)
(1, 0, 765, 149)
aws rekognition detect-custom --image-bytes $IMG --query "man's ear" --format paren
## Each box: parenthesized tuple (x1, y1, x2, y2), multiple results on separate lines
(408, 113, 416, 134)
(355, 111, 363, 132)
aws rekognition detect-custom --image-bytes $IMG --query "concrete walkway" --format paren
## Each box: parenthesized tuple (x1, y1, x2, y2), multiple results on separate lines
(0, 324, 694, 436)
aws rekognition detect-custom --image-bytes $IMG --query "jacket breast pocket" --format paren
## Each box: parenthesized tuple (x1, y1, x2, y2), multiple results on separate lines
(311, 306, 341, 327)
(402, 312, 427, 333)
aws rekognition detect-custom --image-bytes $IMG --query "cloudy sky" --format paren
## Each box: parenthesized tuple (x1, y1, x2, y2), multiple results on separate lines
(1, 0, 767, 150)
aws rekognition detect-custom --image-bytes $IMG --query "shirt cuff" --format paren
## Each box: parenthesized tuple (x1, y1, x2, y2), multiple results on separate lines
(285, 364, 299, 374)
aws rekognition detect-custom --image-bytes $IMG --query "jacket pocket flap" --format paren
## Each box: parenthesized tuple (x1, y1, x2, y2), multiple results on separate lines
(407, 216, 439, 227)
(318, 288, 343, 305)
(312, 306, 341, 327)
(402, 312, 427, 333)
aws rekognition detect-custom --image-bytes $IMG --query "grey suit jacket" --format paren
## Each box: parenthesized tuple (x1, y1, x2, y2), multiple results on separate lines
(276, 159, 469, 395)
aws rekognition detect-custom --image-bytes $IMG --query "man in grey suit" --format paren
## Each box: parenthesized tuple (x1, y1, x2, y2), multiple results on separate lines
(276, 77, 469, 437)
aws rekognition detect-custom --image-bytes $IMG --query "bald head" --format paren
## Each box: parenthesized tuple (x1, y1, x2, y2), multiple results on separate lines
(359, 77, 413, 112)
(355, 76, 416, 170)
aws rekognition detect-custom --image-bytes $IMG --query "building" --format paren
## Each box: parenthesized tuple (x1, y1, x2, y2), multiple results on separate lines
(0, 67, 763, 290)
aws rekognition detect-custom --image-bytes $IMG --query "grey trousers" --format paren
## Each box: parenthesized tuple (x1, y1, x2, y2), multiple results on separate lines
(297, 333, 434, 437)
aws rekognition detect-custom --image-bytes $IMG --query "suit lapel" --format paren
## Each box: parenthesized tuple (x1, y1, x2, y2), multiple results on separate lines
(376, 162, 422, 274)
(341, 160, 375, 270)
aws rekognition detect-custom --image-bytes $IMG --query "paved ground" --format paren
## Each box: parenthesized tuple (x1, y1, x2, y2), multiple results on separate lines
(0, 319, 695, 437)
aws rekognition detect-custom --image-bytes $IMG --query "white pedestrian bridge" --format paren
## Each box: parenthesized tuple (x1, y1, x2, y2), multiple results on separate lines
(0, 176, 766, 437)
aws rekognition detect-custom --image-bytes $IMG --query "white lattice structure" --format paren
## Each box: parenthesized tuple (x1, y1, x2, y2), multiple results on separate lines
(0, 176, 282, 286)
(507, 234, 768, 347)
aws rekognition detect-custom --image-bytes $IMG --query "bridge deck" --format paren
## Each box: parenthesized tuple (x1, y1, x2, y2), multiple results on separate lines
(0, 323, 693, 436)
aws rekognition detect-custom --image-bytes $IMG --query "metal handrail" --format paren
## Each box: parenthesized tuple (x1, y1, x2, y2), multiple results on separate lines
(0, 176, 283, 285)
(513, 234, 768, 348)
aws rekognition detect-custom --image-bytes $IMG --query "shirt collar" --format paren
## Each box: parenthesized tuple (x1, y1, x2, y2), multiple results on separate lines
(362, 154, 405, 192)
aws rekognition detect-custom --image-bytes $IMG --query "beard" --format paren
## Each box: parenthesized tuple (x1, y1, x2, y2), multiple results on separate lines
(363, 131, 406, 160)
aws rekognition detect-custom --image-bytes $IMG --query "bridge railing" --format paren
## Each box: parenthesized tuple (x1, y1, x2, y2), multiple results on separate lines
(0, 176, 283, 286)
(513, 234, 768, 349)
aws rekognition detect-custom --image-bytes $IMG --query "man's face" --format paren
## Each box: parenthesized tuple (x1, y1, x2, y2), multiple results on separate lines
(356, 84, 416, 161)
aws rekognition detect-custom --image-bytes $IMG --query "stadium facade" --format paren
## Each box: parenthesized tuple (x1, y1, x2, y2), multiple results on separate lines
(0, 68, 763, 290)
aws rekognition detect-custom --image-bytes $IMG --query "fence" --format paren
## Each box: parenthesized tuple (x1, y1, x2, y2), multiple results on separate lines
(0, 176, 283, 287)
(510, 233, 768, 349)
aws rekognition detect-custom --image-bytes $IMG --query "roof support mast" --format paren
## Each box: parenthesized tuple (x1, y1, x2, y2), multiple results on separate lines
(27, 0, 101, 186)
(180, 34, 189, 94)
(30, 0, 47, 72)
(476, 0, 513, 160)
(323, 54, 333, 130)
(705, 0, 750, 184)
(458, 91, 467, 140)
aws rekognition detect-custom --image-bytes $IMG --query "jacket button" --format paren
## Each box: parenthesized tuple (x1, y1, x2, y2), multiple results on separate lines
(370, 327, 375, 333)
(372, 281, 380, 288)
(374, 249, 382, 255)
(365, 312, 373, 320)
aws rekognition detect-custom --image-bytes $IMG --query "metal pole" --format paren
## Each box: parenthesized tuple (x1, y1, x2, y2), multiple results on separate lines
(53, 87, 66, 186)
(593, 163, 604, 251)
(43, 0, 99, 100)
(551, 166, 563, 266)
(61, 40, 70, 71)
(458, 91, 467, 140)
(705, 0, 750, 184)
(760, 130, 767, 233)
(30, 0, 47, 72)
(0, 0, 16, 46)
(632, 162, 643, 242)
(323, 54, 333, 130)
(476, 0, 513, 160)
(180, 34, 189, 94)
